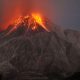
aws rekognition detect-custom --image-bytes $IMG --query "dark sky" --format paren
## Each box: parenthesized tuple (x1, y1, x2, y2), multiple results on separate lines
(0, 0, 80, 30)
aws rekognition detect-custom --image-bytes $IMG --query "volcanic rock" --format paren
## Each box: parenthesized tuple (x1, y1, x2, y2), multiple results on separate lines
(64, 29, 80, 48)
(0, 15, 80, 80)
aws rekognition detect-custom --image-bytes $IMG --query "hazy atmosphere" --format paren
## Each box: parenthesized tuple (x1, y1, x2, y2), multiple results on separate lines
(0, 1, 80, 80)
(0, 0, 80, 30)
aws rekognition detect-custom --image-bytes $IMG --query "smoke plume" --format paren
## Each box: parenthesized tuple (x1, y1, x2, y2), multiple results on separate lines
(1, 0, 34, 30)
(0, 0, 54, 30)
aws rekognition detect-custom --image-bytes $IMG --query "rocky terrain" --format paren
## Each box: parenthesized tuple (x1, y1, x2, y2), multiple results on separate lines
(0, 15, 80, 80)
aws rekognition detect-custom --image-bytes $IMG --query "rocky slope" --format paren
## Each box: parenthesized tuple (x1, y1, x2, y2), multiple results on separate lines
(64, 29, 80, 48)
(0, 15, 80, 80)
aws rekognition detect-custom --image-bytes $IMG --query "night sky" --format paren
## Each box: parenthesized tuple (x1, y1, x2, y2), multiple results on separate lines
(0, 0, 80, 30)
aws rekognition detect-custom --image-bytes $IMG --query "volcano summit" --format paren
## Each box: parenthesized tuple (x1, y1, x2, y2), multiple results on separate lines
(5, 13, 49, 36)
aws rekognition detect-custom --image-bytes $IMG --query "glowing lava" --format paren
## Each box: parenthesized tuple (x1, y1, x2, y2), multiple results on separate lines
(32, 13, 49, 32)
(6, 13, 49, 35)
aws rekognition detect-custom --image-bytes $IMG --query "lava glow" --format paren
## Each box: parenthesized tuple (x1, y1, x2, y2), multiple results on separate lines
(32, 13, 42, 25)
(14, 16, 23, 26)
(32, 13, 49, 32)
(6, 13, 49, 35)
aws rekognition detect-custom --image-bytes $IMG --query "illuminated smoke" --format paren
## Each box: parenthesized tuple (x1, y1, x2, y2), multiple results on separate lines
(1, 0, 34, 30)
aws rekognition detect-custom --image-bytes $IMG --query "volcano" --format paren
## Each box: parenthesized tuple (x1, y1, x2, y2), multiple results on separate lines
(4, 13, 49, 36)
(0, 13, 80, 80)
(0, 13, 51, 44)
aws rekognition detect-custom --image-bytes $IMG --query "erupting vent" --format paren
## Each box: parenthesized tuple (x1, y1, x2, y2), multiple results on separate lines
(6, 13, 49, 35)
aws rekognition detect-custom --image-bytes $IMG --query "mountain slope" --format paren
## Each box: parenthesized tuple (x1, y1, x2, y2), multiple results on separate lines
(0, 31, 80, 80)
(0, 15, 80, 80)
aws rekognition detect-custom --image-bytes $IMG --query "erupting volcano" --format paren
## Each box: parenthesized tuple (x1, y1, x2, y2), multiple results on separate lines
(0, 0, 80, 80)
(5, 13, 50, 36)
(1, 11, 80, 80)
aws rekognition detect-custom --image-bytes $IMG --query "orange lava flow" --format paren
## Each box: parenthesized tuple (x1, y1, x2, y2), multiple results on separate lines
(6, 16, 23, 35)
(32, 13, 49, 32)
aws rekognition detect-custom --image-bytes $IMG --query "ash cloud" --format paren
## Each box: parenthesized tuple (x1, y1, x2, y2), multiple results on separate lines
(0, 0, 80, 30)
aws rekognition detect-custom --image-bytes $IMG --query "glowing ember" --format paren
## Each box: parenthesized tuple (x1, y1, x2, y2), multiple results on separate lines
(6, 13, 49, 35)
